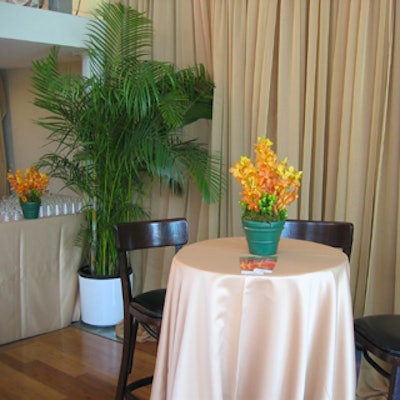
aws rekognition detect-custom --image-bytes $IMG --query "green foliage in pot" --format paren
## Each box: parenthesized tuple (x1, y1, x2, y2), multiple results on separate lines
(31, 3, 223, 276)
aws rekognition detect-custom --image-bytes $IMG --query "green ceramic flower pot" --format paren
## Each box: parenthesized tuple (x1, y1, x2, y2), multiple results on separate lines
(20, 201, 41, 219)
(242, 220, 285, 256)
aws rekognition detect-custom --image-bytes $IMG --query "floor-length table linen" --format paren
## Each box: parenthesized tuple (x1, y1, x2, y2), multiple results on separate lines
(0, 214, 83, 344)
(150, 237, 356, 400)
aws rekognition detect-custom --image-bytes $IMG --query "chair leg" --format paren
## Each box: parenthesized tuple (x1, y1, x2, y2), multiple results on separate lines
(355, 345, 362, 381)
(389, 366, 400, 400)
(115, 316, 139, 400)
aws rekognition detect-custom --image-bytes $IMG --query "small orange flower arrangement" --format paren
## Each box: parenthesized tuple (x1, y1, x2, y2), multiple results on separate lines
(7, 166, 49, 203)
(230, 137, 302, 222)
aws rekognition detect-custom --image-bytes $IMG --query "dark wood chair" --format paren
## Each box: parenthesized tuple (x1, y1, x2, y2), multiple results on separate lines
(281, 219, 354, 259)
(114, 218, 188, 400)
(354, 315, 400, 399)
(281, 220, 400, 397)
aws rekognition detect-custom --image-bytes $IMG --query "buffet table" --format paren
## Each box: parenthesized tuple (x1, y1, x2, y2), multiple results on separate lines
(150, 237, 356, 400)
(0, 213, 84, 344)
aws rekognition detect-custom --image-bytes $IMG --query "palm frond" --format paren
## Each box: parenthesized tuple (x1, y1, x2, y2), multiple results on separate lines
(87, 3, 152, 77)
(31, 3, 223, 276)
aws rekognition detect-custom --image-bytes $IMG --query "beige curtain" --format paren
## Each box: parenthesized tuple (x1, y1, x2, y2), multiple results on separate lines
(0, 74, 8, 198)
(210, 0, 399, 319)
(120, 0, 400, 311)
(123, 0, 399, 337)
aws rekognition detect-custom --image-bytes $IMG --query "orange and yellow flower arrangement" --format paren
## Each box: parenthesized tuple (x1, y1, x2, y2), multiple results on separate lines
(229, 137, 302, 223)
(7, 166, 49, 203)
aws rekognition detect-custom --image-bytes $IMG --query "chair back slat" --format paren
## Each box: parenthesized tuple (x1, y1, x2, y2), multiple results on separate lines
(281, 219, 354, 259)
(115, 218, 188, 252)
(114, 218, 188, 303)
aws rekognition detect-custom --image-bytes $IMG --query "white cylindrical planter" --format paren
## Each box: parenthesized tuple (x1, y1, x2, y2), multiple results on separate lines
(78, 267, 133, 326)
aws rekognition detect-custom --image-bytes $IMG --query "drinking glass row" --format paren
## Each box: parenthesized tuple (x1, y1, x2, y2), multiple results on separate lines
(0, 193, 84, 222)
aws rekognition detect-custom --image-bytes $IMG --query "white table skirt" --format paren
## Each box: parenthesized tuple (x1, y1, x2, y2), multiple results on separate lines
(0, 214, 84, 344)
(150, 237, 356, 400)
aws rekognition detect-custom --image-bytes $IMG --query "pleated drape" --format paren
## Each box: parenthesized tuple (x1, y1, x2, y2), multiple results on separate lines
(121, 0, 400, 335)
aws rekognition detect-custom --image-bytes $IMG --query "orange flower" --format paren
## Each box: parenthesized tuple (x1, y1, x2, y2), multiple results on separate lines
(7, 167, 50, 203)
(229, 137, 302, 222)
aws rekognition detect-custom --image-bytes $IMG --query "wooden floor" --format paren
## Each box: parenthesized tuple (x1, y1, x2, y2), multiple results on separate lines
(0, 326, 157, 400)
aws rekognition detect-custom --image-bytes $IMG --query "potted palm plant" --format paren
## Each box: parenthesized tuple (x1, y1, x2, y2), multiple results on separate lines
(31, 3, 222, 325)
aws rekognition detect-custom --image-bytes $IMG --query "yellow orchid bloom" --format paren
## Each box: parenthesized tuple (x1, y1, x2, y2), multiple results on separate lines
(229, 137, 302, 222)
(7, 166, 50, 203)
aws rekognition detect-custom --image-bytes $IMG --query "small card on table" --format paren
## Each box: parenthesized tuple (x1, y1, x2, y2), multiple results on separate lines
(240, 255, 278, 275)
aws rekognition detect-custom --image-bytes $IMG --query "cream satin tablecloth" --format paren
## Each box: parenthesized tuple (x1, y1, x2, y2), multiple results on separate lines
(150, 237, 356, 400)
(0, 214, 84, 344)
